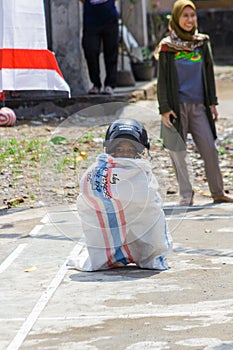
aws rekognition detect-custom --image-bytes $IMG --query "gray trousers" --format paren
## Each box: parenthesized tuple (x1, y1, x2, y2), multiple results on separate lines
(169, 103, 224, 200)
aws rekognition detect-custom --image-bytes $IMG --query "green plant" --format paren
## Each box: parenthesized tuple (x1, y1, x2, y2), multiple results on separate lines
(141, 47, 153, 61)
(77, 130, 95, 144)
(218, 146, 227, 156)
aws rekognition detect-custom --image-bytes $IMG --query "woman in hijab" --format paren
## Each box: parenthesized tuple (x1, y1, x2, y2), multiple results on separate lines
(156, 0, 233, 206)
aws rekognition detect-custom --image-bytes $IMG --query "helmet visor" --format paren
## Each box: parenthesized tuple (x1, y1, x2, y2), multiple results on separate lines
(105, 136, 144, 158)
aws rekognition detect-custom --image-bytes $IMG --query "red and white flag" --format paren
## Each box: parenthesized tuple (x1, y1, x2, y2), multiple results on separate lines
(0, 0, 70, 95)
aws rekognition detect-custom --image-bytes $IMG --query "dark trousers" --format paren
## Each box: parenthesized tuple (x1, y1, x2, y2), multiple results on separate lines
(82, 18, 119, 89)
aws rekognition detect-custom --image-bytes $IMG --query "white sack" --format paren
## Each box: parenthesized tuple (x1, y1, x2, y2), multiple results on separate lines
(67, 154, 172, 271)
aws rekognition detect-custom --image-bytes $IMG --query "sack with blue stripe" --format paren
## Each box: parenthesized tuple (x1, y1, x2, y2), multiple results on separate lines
(67, 154, 172, 271)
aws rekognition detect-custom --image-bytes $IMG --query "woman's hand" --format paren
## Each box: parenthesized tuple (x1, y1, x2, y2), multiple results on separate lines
(210, 105, 218, 122)
(161, 111, 177, 127)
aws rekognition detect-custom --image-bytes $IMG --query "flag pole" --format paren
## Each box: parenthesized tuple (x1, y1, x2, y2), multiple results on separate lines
(120, 0, 124, 70)
(116, 0, 135, 87)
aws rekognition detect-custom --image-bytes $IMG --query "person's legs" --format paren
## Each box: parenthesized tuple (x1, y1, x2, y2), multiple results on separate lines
(188, 104, 224, 198)
(169, 103, 193, 204)
(82, 27, 102, 89)
(102, 18, 119, 89)
(169, 150, 193, 202)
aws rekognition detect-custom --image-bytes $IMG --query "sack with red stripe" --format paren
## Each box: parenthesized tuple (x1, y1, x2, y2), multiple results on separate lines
(0, 107, 17, 127)
(67, 154, 173, 271)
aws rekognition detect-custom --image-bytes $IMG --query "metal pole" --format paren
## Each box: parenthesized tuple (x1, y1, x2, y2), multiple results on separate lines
(45, 0, 53, 50)
(120, 0, 124, 70)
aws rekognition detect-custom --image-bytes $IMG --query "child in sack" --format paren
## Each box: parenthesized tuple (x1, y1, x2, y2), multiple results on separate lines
(67, 118, 172, 271)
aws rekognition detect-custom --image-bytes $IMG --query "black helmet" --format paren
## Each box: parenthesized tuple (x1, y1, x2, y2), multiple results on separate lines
(104, 118, 150, 154)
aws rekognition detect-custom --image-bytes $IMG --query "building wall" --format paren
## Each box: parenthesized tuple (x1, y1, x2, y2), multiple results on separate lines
(47, 0, 232, 96)
(50, 0, 89, 97)
(194, 1, 233, 61)
(122, 0, 148, 46)
(198, 9, 233, 61)
(194, 0, 233, 9)
(148, 0, 233, 11)
(49, 0, 150, 95)
(147, 0, 175, 12)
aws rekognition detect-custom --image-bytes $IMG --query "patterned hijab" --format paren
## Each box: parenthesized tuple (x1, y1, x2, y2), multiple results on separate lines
(154, 0, 209, 59)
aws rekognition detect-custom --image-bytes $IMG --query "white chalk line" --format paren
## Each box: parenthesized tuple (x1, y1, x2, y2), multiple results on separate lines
(0, 244, 28, 274)
(28, 224, 44, 237)
(0, 214, 49, 274)
(2, 306, 233, 322)
(6, 244, 80, 350)
(40, 214, 50, 224)
(3, 298, 233, 324)
(2, 209, 232, 348)
(166, 214, 233, 220)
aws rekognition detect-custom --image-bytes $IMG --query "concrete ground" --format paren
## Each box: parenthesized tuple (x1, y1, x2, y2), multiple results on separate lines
(1, 202, 233, 350)
(1, 77, 233, 350)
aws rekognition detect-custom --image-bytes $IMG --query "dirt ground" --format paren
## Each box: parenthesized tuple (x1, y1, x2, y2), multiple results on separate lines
(0, 64, 232, 210)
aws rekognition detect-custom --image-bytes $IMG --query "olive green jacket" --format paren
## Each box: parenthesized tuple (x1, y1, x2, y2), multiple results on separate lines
(157, 40, 218, 151)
